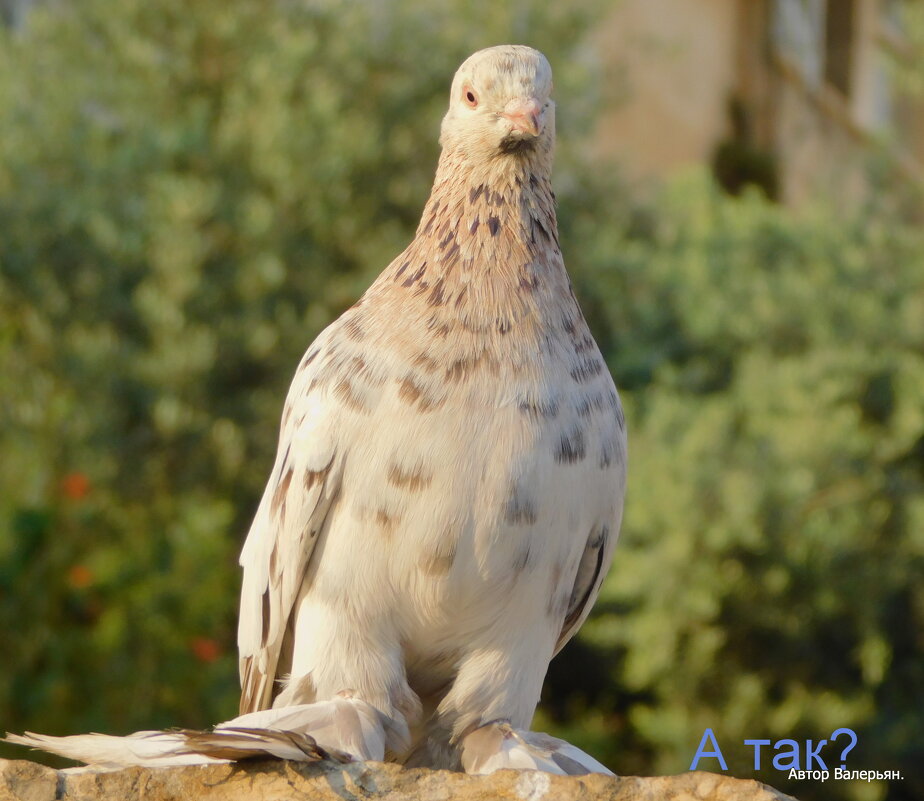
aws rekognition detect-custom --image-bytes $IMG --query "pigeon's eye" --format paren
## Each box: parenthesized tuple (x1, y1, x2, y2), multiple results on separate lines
(463, 88, 478, 108)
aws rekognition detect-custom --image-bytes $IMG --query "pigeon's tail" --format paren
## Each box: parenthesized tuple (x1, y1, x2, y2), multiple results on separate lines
(3, 693, 393, 768)
(3, 730, 228, 768)
(461, 721, 616, 776)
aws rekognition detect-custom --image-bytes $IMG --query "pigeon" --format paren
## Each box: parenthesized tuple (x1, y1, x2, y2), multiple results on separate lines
(5, 44, 626, 775)
(235, 43, 626, 771)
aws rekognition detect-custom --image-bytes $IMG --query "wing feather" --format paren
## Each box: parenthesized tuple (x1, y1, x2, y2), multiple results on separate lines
(238, 330, 344, 714)
(553, 406, 626, 656)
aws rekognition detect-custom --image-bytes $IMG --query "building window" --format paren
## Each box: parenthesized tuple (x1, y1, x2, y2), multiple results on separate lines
(772, 0, 858, 99)
(773, 0, 827, 87)
(0, 0, 36, 28)
(824, 0, 856, 97)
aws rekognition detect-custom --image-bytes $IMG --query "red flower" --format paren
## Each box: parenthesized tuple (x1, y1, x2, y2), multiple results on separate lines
(191, 637, 222, 663)
(67, 564, 94, 589)
(61, 472, 90, 501)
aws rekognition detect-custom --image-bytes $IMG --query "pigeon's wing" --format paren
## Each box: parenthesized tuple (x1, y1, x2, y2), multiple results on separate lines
(553, 397, 626, 656)
(238, 326, 346, 714)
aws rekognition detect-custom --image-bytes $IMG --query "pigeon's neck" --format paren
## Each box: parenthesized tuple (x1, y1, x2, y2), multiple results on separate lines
(369, 145, 576, 351)
(413, 147, 559, 265)
(431, 144, 554, 193)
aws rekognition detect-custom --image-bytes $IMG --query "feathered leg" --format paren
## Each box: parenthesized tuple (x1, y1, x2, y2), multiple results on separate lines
(461, 720, 615, 776)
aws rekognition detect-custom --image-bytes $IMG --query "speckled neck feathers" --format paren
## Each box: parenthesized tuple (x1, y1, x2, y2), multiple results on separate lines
(419, 145, 559, 263)
(363, 144, 571, 353)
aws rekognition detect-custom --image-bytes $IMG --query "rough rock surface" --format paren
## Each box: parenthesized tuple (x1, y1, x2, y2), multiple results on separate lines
(0, 758, 796, 801)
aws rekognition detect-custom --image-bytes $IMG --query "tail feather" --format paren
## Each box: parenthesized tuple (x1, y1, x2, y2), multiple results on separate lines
(3, 694, 390, 768)
(3, 731, 223, 769)
(175, 727, 352, 763)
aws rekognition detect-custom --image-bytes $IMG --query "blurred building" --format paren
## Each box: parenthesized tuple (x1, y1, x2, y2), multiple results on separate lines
(5, 0, 921, 206)
(0, 0, 33, 27)
(599, 0, 924, 205)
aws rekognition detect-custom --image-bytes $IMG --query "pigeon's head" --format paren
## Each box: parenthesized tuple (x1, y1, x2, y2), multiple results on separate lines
(440, 45, 554, 161)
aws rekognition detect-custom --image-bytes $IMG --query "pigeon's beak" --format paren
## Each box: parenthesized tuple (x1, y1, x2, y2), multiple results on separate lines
(501, 97, 543, 138)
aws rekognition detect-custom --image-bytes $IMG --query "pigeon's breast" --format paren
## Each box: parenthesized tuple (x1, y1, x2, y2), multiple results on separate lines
(306, 317, 625, 666)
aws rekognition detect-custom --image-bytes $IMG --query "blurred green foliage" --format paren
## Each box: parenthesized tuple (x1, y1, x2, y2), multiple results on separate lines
(889, 0, 924, 98)
(543, 175, 924, 801)
(0, 2, 922, 801)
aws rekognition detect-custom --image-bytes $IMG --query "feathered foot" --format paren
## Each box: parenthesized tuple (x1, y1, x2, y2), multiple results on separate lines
(3, 692, 393, 769)
(460, 720, 615, 776)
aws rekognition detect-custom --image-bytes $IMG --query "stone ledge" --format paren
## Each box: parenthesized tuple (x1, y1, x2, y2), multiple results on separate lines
(0, 758, 796, 801)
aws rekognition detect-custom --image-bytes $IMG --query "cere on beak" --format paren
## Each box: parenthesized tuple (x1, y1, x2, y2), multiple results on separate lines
(502, 97, 543, 137)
